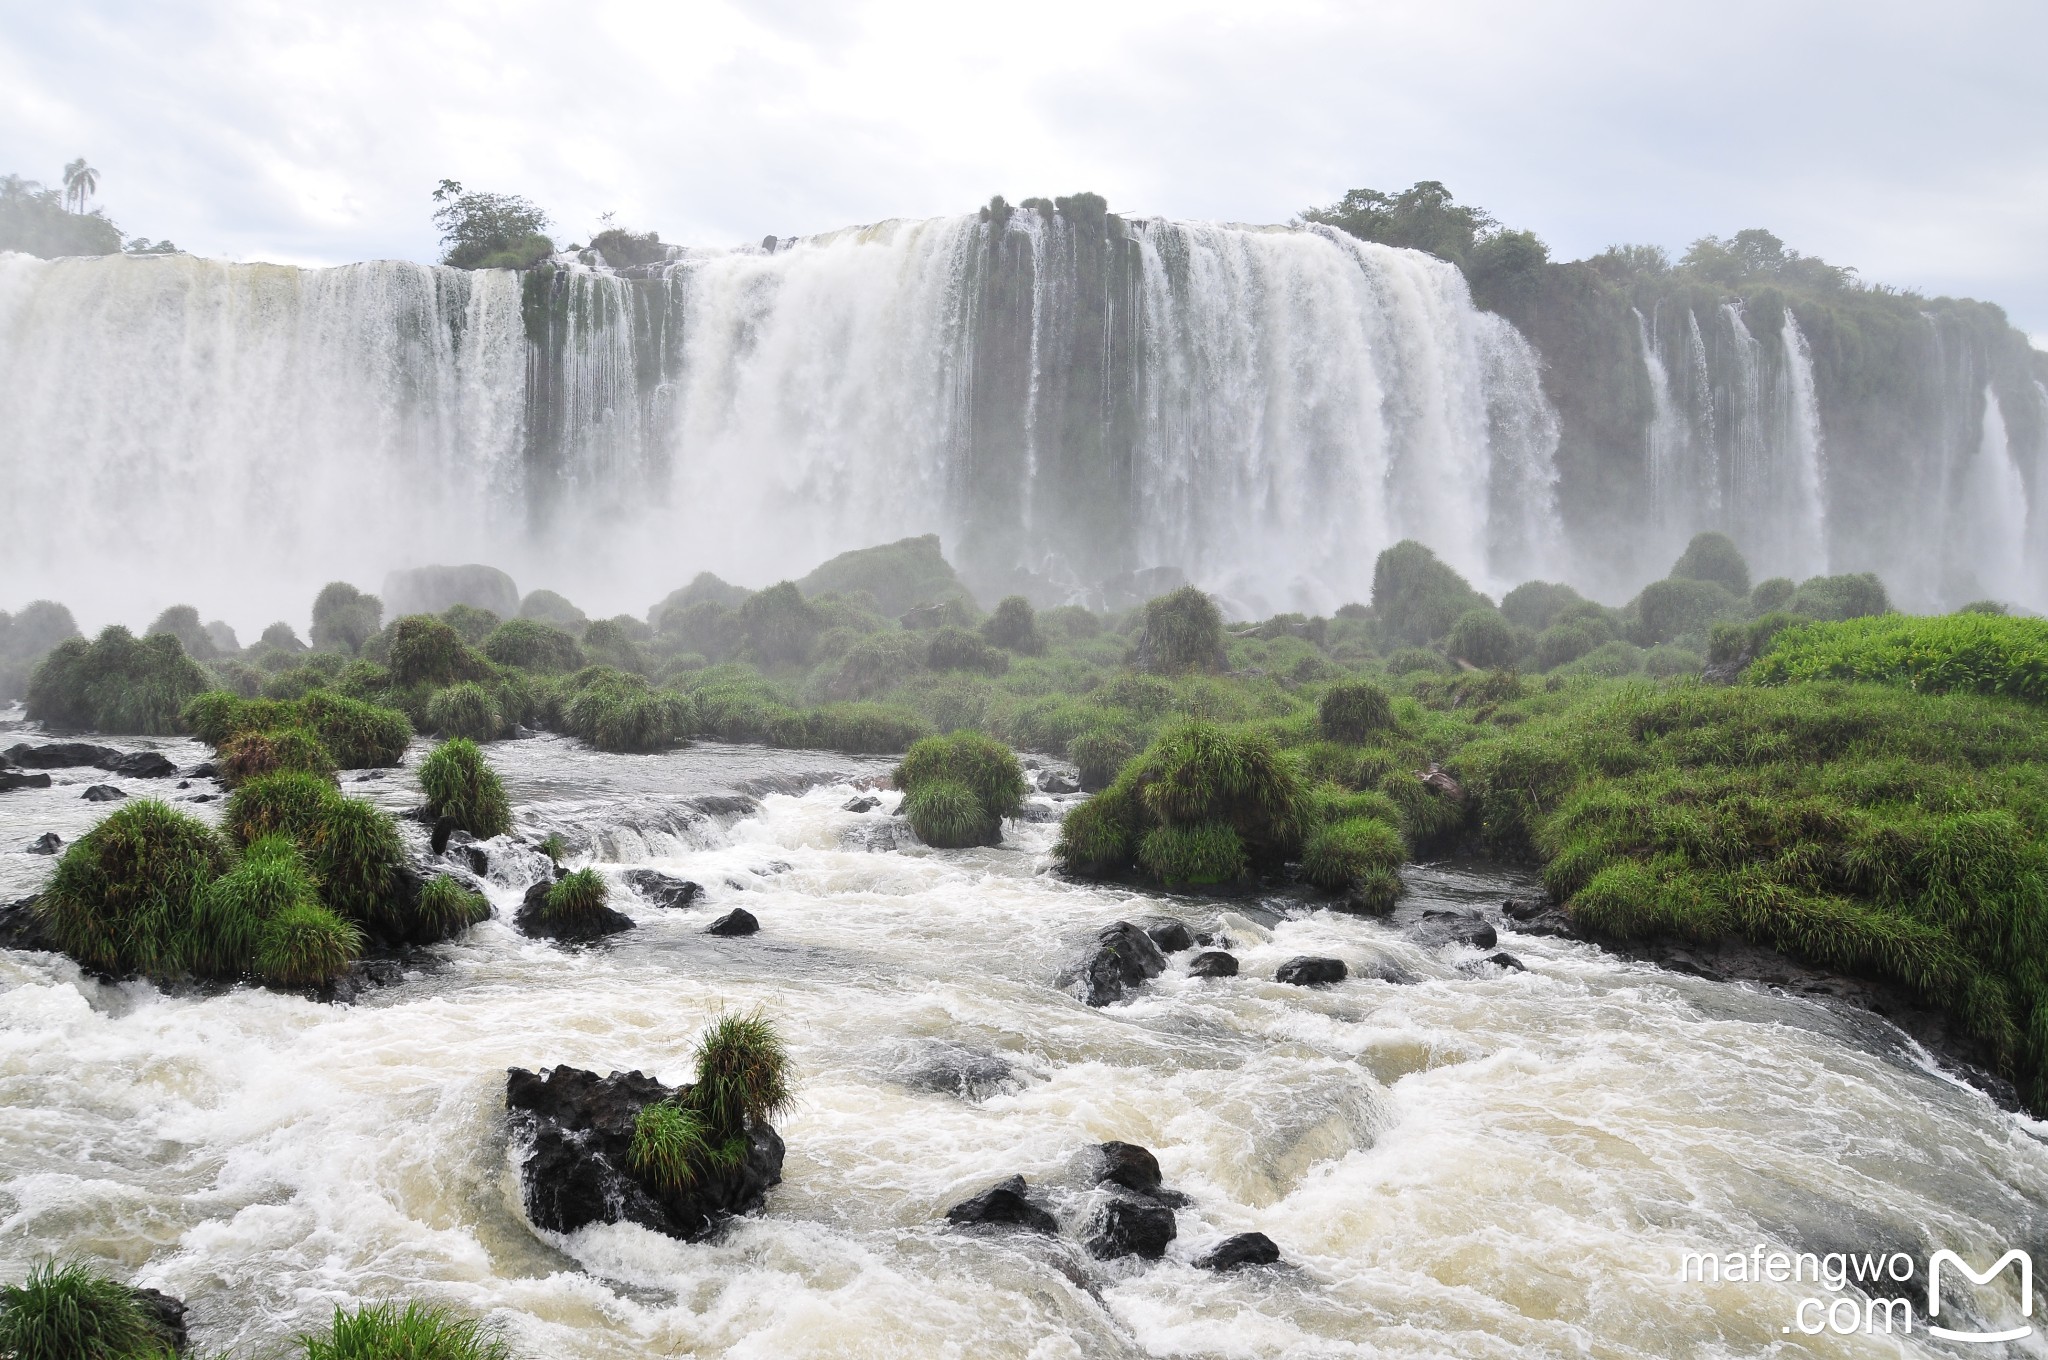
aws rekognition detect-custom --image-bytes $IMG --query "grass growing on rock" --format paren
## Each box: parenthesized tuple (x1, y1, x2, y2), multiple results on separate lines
(0, 1261, 172, 1360)
(298, 1301, 510, 1360)
(630, 1099, 719, 1191)
(692, 1010, 795, 1134)
(416, 876, 491, 935)
(894, 731, 1027, 847)
(541, 869, 610, 929)
(426, 681, 504, 740)
(418, 738, 512, 838)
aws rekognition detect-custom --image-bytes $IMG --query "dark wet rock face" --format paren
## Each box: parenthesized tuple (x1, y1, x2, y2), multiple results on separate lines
(1276, 957, 1347, 986)
(1094, 1141, 1164, 1197)
(622, 869, 702, 909)
(101, 750, 177, 778)
(4, 741, 121, 768)
(506, 1065, 783, 1242)
(1138, 917, 1195, 954)
(324, 957, 404, 1004)
(707, 907, 760, 936)
(1085, 1188, 1176, 1260)
(1188, 950, 1238, 978)
(82, 784, 127, 802)
(1410, 910, 1497, 951)
(1352, 953, 1419, 985)
(945, 1176, 1058, 1235)
(0, 896, 56, 952)
(842, 795, 880, 814)
(130, 1287, 189, 1354)
(1072, 921, 1168, 1006)
(513, 880, 635, 942)
(893, 1042, 1016, 1101)
(1197, 1231, 1281, 1269)
(0, 771, 53, 792)
(27, 832, 61, 854)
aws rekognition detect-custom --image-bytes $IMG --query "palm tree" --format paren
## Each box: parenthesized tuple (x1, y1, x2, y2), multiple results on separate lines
(62, 158, 98, 214)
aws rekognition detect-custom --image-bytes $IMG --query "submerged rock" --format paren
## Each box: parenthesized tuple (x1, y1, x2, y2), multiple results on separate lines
(99, 750, 177, 778)
(513, 879, 635, 942)
(1196, 1232, 1281, 1270)
(707, 907, 760, 936)
(4, 741, 120, 768)
(1188, 950, 1238, 978)
(842, 794, 880, 814)
(0, 771, 52, 792)
(622, 869, 702, 909)
(81, 784, 126, 802)
(1072, 920, 1168, 1006)
(27, 831, 61, 854)
(1275, 956, 1347, 986)
(945, 1175, 1058, 1235)
(892, 1042, 1016, 1101)
(1410, 910, 1497, 951)
(506, 1065, 783, 1241)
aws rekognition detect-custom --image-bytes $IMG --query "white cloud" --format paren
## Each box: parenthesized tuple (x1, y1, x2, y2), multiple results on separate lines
(3, 0, 2046, 326)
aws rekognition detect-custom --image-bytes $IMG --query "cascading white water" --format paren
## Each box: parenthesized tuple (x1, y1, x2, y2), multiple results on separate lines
(1776, 311, 1829, 581)
(1960, 388, 2033, 607)
(0, 220, 1561, 631)
(1684, 309, 1721, 517)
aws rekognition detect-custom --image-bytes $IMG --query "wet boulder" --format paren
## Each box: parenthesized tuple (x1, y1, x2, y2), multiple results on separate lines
(945, 1175, 1058, 1234)
(1188, 950, 1238, 979)
(1137, 917, 1195, 954)
(81, 784, 127, 802)
(1093, 1141, 1165, 1197)
(4, 741, 121, 768)
(1084, 1187, 1177, 1260)
(842, 795, 880, 814)
(0, 896, 56, 952)
(513, 879, 635, 943)
(707, 907, 760, 936)
(1196, 1232, 1281, 1270)
(1410, 910, 1497, 951)
(0, 771, 52, 792)
(506, 1065, 783, 1242)
(892, 1042, 1017, 1101)
(623, 868, 702, 909)
(99, 750, 177, 778)
(130, 1287, 189, 1354)
(1071, 920, 1168, 1006)
(1275, 956, 1347, 986)
(27, 831, 61, 854)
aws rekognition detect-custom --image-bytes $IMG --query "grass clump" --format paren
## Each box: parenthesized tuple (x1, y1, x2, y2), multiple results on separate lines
(0, 1261, 172, 1360)
(219, 726, 336, 788)
(416, 876, 491, 935)
(26, 627, 211, 734)
(224, 771, 340, 845)
(1137, 821, 1248, 887)
(1446, 608, 1516, 668)
(387, 615, 491, 688)
(1372, 540, 1491, 645)
(1667, 530, 1751, 595)
(1068, 729, 1135, 792)
(1136, 586, 1224, 674)
(298, 1300, 509, 1360)
(1318, 680, 1394, 741)
(629, 1099, 719, 1191)
(418, 738, 512, 838)
(556, 668, 695, 752)
(38, 800, 229, 976)
(894, 731, 1027, 847)
(542, 868, 609, 928)
(483, 618, 585, 673)
(426, 682, 503, 741)
(1301, 817, 1407, 891)
(254, 902, 364, 988)
(188, 835, 321, 977)
(297, 690, 412, 767)
(693, 1010, 795, 1131)
(1749, 612, 2048, 704)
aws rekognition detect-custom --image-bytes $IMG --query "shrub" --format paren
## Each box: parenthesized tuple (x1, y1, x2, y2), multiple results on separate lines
(38, 800, 229, 976)
(189, 836, 318, 977)
(483, 618, 585, 673)
(254, 902, 363, 987)
(1749, 613, 2048, 703)
(1632, 578, 1739, 645)
(739, 582, 823, 667)
(219, 726, 337, 788)
(1301, 817, 1406, 890)
(630, 1099, 717, 1191)
(0, 1261, 171, 1360)
(1557, 641, 1644, 678)
(1643, 645, 1704, 678)
(260, 621, 308, 651)
(310, 582, 383, 655)
(1787, 572, 1890, 621)
(146, 604, 217, 660)
(981, 596, 1046, 655)
(1137, 821, 1248, 887)
(208, 660, 264, 698)
(658, 600, 744, 661)
(1446, 609, 1517, 668)
(1499, 580, 1586, 632)
(894, 731, 1027, 843)
(388, 615, 489, 687)
(416, 875, 491, 936)
(925, 626, 1008, 675)
(183, 691, 295, 746)
(542, 868, 609, 928)
(224, 771, 342, 846)
(795, 533, 970, 618)
(306, 797, 407, 923)
(298, 1301, 509, 1360)
(1136, 587, 1225, 674)
(1068, 729, 1136, 792)
(26, 627, 211, 734)
(902, 779, 994, 848)
(1319, 681, 1395, 742)
(1668, 531, 1751, 595)
(1533, 620, 1602, 671)
(519, 588, 588, 631)
(1053, 787, 1136, 874)
(581, 617, 651, 674)
(692, 1010, 795, 1133)
(426, 682, 503, 740)
(1750, 577, 1796, 612)
(558, 669, 695, 752)
(261, 666, 329, 701)
(418, 738, 512, 838)
(299, 690, 413, 767)
(440, 603, 500, 644)
(1387, 647, 1450, 676)
(1372, 541, 1491, 645)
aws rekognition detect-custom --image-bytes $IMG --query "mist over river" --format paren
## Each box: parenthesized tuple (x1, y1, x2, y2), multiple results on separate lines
(3, 724, 2044, 1357)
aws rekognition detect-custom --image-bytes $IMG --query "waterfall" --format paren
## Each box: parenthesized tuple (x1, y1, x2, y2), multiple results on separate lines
(1775, 310, 1828, 580)
(1961, 387, 2033, 607)
(0, 213, 1563, 628)
(1635, 305, 1685, 534)
(1684, 309, 1721, 516)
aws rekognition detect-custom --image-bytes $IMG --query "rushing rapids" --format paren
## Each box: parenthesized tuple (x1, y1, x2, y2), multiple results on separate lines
(2, 727, 2046, 1356)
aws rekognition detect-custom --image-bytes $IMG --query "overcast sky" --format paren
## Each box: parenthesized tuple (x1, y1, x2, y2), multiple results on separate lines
(4, 0, 2045, 338)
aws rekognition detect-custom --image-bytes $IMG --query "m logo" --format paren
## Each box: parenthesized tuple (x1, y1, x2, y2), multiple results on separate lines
(1928, 1249, 2033, 1344)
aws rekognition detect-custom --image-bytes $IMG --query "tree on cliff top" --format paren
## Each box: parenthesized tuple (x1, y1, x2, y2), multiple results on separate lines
(431, 179, 554, 270)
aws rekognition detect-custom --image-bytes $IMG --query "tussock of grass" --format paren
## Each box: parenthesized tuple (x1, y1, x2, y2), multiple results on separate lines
(630, 1099, 716, 1191)
(188, 835, 320, 977)
(692, 1010, 794, 1133)
(219, 725, 336, 788)
(426, 682, 503, 741)
(0, 1261, 170, 1360)
(418, 738, 512, 838)
(255, 902, 363, 987)
(416, 876, 491, 936)
(298, 1301, 509, 1360)
(901, 779, 991, 848)
(894, 731, 1026, 847)
(38, 800, 229, 976)
(1301, 817, 1406, 891)
(1137, 821, 1248, 887)
(542, 869, 609, 927)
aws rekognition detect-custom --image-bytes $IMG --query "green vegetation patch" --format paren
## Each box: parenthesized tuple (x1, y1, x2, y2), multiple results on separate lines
(894, 731, 1027, 847)
(1749, 613, 2048, 704)
(419, 737, 513, 838)
(299, 1300, 510, 1360)
(0, 1261, 174, 1360)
